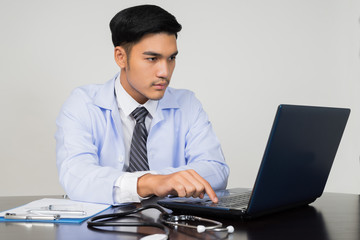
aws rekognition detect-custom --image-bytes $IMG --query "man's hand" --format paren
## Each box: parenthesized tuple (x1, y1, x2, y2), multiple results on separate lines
(137, 169, 218, 203)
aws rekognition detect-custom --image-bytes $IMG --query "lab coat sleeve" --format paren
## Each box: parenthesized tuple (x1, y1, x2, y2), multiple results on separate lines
(155, 92, 230, 190)
(55, 88, 122, 204)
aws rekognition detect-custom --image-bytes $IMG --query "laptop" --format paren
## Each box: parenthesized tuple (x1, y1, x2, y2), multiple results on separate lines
(158, 104, 350, 219)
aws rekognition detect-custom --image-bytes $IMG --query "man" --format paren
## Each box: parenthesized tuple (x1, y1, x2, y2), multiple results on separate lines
(55, 5, 229, 205)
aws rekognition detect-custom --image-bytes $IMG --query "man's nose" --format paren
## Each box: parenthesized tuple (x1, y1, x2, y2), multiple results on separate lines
(156, 60, 171, 79)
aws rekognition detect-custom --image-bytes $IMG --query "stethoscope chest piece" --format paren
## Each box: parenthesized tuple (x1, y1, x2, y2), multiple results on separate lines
(140, 233, 168, 240)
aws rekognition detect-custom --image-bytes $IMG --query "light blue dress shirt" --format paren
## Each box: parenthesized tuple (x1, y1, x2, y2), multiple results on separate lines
(55, 73, 229, 204)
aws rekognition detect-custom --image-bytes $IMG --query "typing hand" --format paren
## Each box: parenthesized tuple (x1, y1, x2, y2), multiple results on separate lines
(137, 169, 218, 203)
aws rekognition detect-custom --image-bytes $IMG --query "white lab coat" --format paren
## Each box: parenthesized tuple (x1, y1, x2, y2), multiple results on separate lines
(55, 73, 229, 204)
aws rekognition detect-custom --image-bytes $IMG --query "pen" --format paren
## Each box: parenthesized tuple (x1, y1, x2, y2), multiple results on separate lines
(5, 213, 60, 221)
(28, 209, 86, 216)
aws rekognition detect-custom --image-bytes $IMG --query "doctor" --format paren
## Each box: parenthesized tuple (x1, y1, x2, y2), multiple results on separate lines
(55, 5, 229, 205)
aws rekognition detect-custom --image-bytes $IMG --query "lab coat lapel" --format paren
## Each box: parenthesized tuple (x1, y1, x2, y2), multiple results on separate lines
(93, 74, 125, 155)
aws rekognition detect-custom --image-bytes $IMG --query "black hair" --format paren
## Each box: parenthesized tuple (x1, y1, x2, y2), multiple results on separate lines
(110, 5, 182, 48)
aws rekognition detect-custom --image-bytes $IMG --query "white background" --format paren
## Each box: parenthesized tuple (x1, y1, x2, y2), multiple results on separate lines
(0, 0, 359, 196)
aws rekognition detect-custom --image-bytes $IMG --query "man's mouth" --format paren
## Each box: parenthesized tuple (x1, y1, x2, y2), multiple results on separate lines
(152, 81, 168, 90)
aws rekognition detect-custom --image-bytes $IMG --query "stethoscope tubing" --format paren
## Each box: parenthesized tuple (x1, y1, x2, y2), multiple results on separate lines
(87, 205, 170, 234)
(87, 204, 232, 237)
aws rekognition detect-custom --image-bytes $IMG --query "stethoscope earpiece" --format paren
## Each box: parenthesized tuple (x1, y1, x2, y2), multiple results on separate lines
(197, 225, 206, 233)
(227, 225, 235, 233)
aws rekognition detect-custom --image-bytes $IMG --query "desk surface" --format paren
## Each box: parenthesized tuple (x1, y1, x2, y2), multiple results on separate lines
(0, 192, 359, 240)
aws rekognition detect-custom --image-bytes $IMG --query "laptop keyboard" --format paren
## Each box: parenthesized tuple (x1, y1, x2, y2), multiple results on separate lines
(216, 191, 251, 208)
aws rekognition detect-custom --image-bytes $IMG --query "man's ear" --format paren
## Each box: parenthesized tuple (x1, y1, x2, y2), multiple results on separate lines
(114, 46, 127, 69)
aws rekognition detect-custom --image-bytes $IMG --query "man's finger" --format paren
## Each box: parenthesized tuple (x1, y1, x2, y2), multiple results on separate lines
(187, 170, 218, 203)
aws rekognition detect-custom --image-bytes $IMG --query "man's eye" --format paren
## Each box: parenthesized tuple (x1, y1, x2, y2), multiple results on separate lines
(147, 57, 157, 62)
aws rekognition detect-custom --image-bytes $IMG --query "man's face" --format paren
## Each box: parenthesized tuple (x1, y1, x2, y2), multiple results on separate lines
(118, 33, 178, 104)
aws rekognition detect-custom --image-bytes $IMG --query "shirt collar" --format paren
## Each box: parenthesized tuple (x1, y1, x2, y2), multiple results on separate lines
(115, 75, 158, 118)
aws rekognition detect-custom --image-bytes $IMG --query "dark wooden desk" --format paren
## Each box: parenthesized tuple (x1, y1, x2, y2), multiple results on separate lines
(0, 192, 359, 240)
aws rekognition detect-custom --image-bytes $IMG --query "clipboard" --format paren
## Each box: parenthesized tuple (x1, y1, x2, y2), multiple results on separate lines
(0, 198, 112, 224)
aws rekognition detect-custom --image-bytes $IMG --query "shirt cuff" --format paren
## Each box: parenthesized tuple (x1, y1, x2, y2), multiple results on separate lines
(113, 171, 156, 204)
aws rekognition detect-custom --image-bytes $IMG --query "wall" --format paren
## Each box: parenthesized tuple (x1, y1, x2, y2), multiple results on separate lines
(0, 0, 359, 196)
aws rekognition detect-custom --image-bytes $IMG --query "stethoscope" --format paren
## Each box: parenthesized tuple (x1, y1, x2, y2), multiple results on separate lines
(87, 204, 234, 239)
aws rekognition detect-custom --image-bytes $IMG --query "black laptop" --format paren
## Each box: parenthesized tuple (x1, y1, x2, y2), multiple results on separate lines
(158, 104, 350, 219)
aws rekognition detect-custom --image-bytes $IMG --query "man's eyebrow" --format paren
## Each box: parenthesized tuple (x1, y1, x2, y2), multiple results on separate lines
(142, 51, 179, 57)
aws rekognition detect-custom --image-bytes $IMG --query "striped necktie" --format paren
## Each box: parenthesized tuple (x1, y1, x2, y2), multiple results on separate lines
(128, 107, 149, 172)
